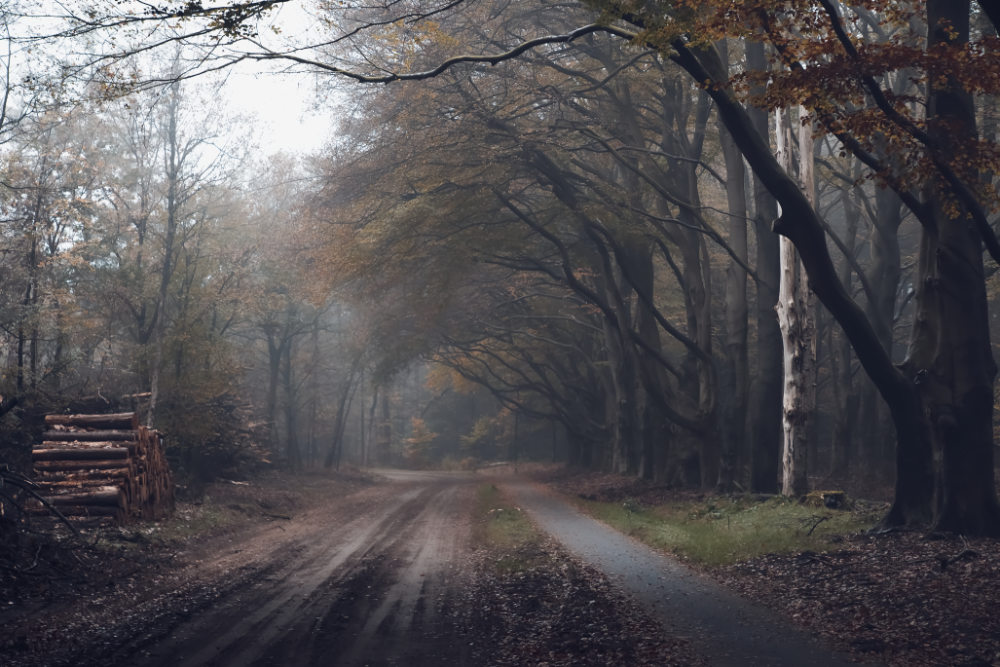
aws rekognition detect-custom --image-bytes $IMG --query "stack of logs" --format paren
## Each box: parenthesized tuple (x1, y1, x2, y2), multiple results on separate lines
(31, 412, 175, 525)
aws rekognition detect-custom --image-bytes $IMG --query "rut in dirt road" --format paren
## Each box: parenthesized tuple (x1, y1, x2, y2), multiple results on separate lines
(505, 480, 865, 667)
(36, 470, 871, 667)
(139, 473, 478, 667)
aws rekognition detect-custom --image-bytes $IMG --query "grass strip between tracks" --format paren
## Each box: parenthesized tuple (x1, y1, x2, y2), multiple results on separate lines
(472, 482, 550, 574)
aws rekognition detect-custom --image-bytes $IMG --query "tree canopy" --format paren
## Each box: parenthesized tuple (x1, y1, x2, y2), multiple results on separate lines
(2, 0, 999, 534)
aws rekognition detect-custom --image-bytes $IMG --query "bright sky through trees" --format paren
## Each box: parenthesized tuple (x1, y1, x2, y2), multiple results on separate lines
(14, 0, 333, 154)
(216, 0, 333, 154)
(223, 65, 330, 154)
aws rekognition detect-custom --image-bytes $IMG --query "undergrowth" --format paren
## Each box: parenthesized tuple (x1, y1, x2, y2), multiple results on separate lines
(579, 494, 882, 568)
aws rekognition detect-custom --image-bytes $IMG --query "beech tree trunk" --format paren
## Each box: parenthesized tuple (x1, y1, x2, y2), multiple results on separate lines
(718, 40, 750, 491)
(601, 287, 640, 475)
(830, 186, 859, 478)
(745, 41, 783, 494)
(903, 0, 1000, 534)
(659, 83, 718, 488)
(667, 36, 934, 525)
(774, 108, 816, 497)
(623, 237, 669, 481)
(855, 186, 904, 477)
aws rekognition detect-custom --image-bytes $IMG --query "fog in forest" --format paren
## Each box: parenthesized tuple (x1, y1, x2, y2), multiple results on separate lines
(3, 3, 1000, 663)
(4, 0, 993, 506)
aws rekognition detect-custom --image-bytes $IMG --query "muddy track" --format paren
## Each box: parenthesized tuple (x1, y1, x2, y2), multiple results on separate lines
(140, 475, 476, 667)
(17, 472, 481, 667)
(7, 469, 861, 666)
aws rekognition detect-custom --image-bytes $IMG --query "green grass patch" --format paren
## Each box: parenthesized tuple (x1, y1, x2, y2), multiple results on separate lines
(473, 483, 547, 573)
(579, 494, 881, 568)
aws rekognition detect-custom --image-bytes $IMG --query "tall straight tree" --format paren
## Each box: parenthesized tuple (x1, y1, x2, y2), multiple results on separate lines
(774, 107, 816, 497)
(905, 0, 999, 532)
(611, 0, 1000, 533)
(717, 42, 750, 493)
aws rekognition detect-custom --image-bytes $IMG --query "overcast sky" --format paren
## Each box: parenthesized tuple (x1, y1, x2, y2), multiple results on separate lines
(15, 1, 337, 155)
(221, 1, 336, 155)
(223, 66, 332, 155)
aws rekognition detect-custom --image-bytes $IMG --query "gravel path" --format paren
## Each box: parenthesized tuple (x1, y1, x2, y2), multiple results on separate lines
(505, 479, 866, 667)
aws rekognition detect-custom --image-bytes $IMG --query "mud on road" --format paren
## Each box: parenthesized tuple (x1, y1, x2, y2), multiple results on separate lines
(3, 470, 691, 667)
(141, 471, 478, 666)
(7, 471, 480, 667)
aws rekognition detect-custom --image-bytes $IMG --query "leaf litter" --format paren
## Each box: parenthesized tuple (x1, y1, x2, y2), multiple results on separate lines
(536, 467, 1000, 667)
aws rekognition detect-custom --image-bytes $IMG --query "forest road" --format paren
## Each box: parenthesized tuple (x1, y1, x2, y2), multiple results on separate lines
(504, 478, 865, 667)
(52, 469, 870, 667)
(128, 470, 481, 667)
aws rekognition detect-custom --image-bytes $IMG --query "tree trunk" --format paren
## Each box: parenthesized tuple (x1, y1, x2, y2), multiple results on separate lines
(857, 186, 904, 475)
(325, 356, 363, 469)
(775, 108, 816, 497)
(904, 0, 1000, 535)
(377, 391, 392, 465)
(282, 334, 301, 470)
(148, 82, 183, 427)
(718, 43, 750, 491)
(307, 323, 321, 466)
(266, 333, 282, 453)
(746, 41, 783, 494)
(830, 186, 859, 478)
(621, 237, 669, 480)
(601, 307, 640, 475)
(364, 383, 379, 468)
(662, 19, 939, 526)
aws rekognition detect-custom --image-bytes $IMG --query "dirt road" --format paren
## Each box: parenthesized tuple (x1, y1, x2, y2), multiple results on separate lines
(7, 471, 484, 667)
(136, 470, 478, 666)
(6, 470, 859, 666)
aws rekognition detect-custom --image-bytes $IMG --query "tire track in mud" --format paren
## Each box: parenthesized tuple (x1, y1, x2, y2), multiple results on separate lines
(137, 475, 477, 667)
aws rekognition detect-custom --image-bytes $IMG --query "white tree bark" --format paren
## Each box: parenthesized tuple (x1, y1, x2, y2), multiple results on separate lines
(775, 108, 817, 497)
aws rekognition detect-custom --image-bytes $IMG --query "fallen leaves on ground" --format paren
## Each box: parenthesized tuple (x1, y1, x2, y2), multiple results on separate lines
(537, 467, 1000, 667)
(470, 539, 703, 666)
(717, 531, 1000, 667)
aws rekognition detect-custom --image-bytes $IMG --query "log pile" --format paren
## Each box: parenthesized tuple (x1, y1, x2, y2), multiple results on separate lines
(31, 412, 175, 525)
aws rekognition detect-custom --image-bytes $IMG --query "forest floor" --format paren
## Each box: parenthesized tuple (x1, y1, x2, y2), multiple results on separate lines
(1, 466, 997, 666)
(0, 468, 693, 666)
(536, 467, 1000, 667)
